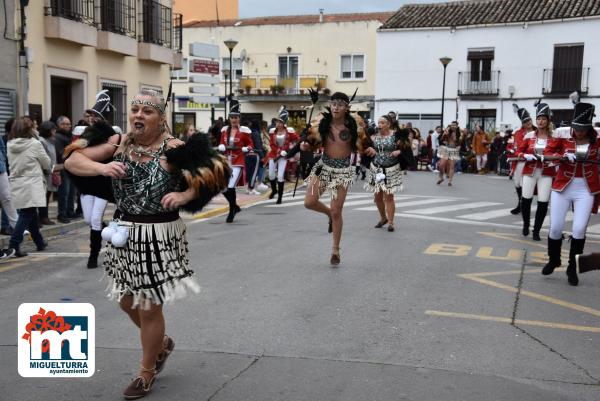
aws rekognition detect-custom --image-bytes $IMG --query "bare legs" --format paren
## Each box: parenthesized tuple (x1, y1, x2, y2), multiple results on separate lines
(447, 160, 455, 185)
(374, 192, 396, 228)
(436, 159, 455, 186)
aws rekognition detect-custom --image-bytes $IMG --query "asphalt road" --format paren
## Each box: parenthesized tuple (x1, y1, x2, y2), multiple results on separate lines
(1, 171, 599, 401)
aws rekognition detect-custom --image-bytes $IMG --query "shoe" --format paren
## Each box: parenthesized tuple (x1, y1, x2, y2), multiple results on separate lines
(374, 219, 388, 228)
(330, 253, 340, 266)
(251, 189, 261, 195)
(0, 227, 13, 235)
(448, 182, 452, 186)
(57, 216, 71, 224)
(328, 218, 333, 233)
(426, 165, 433, 171)
(387, 224, 395, 232)
(23, 230, 30, 237)
(36, 240, 48, 252)
(436, 179, 443, 185)
(68, 212, 82, 219)
(532, 231, 541, 241)
(13, 249, 27, 257)
(0, 248, 15, 258)
(39, 217, 56, 225)
(156, 335, 175, 374)
(257, 183, 269, 192)
(123, 368, 156, 400)
(433, 169, 439, 173)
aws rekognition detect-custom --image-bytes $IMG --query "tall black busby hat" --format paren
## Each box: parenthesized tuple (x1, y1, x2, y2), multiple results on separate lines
(86, 89, 113, 120)
(534, 99, 551, 118)
(274, 105, 289, 124)
(569, 91, 595, 129)
(229, 99, 241, 116)
(512, 103, 531, 123)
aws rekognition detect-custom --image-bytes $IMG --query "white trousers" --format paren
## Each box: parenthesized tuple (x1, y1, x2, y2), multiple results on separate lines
(0, 172, 18, 227)
(476, 154, 487, 171)
(268, 158, 288, 182)
(81, 194, 108, 231)
(522, 168, 552, 202)
(549, 178, 594, 240)
(513, 162, 525, 189)
(227, 166, 243, 189)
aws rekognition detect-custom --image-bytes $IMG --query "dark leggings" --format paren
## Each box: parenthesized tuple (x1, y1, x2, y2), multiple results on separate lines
(9, 207, 45, 250)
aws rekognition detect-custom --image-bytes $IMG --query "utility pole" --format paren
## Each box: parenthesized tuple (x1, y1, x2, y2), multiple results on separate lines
(19, 0, 29, 116)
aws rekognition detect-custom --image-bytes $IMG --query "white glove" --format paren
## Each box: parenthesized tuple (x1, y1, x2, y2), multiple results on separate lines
(564, 152, 576, 162)
(523, 154, 537, 161)
(242, 146, 249, 153)
(280, 150, 287, 157)
(218, 144, 226, 152)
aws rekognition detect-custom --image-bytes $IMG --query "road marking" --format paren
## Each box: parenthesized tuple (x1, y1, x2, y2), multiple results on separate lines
(265, 193, 373, 208)
(457, 208, 515, 221)
(0, 261, 28, 273)
(410, 201, 502, 215)
(476, 247, 524, 261)
(355, 197, 457, 212)
(459, 273, 600, 318)
(587, 223, 600, 234)
(424, 243, 472, 256)
(425, 310, 600, 333)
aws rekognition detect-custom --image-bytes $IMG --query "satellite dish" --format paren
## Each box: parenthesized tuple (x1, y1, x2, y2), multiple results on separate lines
(240, 49, 247, 61)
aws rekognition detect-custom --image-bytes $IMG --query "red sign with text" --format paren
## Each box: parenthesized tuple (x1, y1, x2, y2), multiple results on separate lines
(189, 59, 219, 75)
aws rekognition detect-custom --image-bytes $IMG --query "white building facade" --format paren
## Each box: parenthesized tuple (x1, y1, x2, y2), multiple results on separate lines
(376, 0, 600, 134)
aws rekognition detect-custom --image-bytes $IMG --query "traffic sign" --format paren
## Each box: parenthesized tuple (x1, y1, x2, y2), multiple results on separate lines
(189, 59, 219, 75)
(189, 86, 219, 95)
(189, 42, 219, 59)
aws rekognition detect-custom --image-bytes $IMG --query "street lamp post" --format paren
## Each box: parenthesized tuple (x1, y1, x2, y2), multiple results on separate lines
(224, 39, 238, 117)
(439, 57, 452, 130)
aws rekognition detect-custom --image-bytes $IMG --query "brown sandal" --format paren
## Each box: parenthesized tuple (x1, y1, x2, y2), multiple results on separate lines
(330, 247, 341, 266)
(123, 365, 156, 400)
(155, 335, 175, 374)
(374, 219, 388, 228)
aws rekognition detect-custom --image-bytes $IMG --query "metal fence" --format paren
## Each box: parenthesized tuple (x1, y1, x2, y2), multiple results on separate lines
(457, 71, 500, 96)
(139, 0, 172, 48)
(542, 68, 589, 95)
(99, 0, 136, 38)
(45, 0, 95, 25)
(173, 13, 182, 53)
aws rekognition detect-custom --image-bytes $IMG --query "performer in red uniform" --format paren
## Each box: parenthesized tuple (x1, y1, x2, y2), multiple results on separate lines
(267, 106, 299, 204)
(542, 97, 599, 286)
(218, 100, 253, 222)
(507, 104, 533, 215)
(516, 101, 559, 241)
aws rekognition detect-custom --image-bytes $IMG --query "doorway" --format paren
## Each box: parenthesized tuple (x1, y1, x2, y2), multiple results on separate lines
(51, 77, 73, 121)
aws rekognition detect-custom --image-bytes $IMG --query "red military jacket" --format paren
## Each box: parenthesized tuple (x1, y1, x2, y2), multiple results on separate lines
(267, 127, 299, 160)
(507, 126, 527, 175)
(550, 131, 600, 194)
(517, 129, 560, 177)
(220, 125, 253, 167)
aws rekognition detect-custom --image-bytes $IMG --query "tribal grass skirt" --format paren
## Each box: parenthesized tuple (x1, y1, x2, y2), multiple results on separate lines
(305, 158, 354, 200)
(437, 145, 461, 161)
(364, 162, 403, 194)
(104, 218, 200, 309)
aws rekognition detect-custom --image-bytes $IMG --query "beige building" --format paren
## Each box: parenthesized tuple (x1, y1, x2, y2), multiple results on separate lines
(173, 0, 238, 24)
(173, 11, 393, 133)
(24, 0, 183, 131)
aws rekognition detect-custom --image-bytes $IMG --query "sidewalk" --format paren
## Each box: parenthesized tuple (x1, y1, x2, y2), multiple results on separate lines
(0, 185, 294, 248)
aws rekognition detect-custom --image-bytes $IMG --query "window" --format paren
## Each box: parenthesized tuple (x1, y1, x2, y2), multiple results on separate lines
(278, 56, 299, 78)
(101, 80, 127, 131)
(468, 109, 496, 133)
(468, 49, 494, 82)
(340, 54, 364, 80)
(171, 58, 188, 80)
(221, 57, 242, 81)
(551, 44, 584, 93)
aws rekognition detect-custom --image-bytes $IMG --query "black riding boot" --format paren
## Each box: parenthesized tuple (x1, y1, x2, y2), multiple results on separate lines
(224, 188, 240, 223)
(521, 197, 532, 236)
(541, 236, 562, 275)
(577, 252, 600, 274)
(510, 187, 522, 215)
(532, 201, 548, 241)
(276, 181, 284, 204)
(87, 229, 102, 269)
(567, 237, 585, 286)
(269, 179, 278, 199)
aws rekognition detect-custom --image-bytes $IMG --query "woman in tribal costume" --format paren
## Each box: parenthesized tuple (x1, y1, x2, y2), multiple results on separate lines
(436, 127, 461, 186)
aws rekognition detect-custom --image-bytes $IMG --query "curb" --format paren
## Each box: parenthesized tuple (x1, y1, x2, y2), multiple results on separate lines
(0, 219, 89, 249)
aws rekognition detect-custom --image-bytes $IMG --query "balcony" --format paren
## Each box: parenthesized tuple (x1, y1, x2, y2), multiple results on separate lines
(44, 0, 97, 46)
(137, 0, 173, 64)
(457, 70, 500, 97)
(542, 67, 589, 96)
(97, 0, 137, 56)
(236, 75, 328, 101)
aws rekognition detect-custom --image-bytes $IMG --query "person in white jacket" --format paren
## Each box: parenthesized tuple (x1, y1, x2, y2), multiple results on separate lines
(5, 117, 51, 257)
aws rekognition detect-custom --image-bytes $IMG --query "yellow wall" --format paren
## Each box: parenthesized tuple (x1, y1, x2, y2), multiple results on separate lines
(26, 2, 172, 129)
(173, 0, 238, 23)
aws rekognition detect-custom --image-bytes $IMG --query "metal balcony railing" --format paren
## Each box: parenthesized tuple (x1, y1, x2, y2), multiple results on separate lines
(237, 75, 328, 95)
(45, 0, 95, 25)
(99, 0, 136, 38)
(457, 70, 500, 96)
(542, 67, 589, 95)
(139, 0, 172, 48)
(173, 13, 182, 53)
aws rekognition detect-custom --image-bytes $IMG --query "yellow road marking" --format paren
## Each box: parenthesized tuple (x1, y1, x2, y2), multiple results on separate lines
(0, 255, 50, 273)
(476, 246, 523, 261)
(0, 261, 27, 273)
(424, 243, 472, 256)
(426, 310, 600, 333)
(459, 273, 600, 318)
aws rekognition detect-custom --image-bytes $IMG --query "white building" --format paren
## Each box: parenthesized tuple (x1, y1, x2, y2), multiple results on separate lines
(376, 0, 600, 134)
(173, 11, 393, 134)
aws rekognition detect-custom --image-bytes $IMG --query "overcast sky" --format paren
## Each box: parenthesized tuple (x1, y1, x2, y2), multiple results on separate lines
(239, 0, 449, 18)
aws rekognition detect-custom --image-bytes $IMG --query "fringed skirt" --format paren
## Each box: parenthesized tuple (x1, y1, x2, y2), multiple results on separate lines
(305, 154, 354, 200)
(364, 162, 403, 194)
(437, 145, 461, 161)
(104, 215, 200, 309)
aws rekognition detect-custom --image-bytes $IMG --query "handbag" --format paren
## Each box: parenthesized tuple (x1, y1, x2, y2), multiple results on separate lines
(51, 171, 62, 187)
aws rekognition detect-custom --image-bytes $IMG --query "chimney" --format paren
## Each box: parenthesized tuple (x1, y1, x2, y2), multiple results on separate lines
(319, 8, 324, 23)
